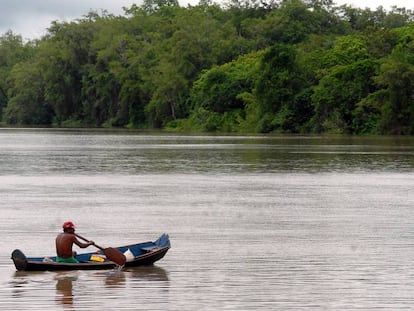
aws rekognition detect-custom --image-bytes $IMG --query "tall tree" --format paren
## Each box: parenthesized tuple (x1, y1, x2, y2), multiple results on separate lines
(5, 61, 52, 125)
(0, 31, 33, 120)
(254, 43, 306, 132)
(375, 43, 414, 134)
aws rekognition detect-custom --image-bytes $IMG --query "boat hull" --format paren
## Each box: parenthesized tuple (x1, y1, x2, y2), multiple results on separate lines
(11, 234, 170, 271)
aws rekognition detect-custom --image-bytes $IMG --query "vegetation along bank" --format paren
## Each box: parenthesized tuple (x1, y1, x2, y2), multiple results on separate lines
(1, 0, 414, 134)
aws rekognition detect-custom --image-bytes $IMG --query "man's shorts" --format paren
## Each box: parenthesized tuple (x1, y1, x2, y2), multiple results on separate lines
(56, 256, 79, 263)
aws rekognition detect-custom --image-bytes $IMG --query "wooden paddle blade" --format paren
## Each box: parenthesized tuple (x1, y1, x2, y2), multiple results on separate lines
(74, 233, 126, 265)
(103, 247, 126, 266)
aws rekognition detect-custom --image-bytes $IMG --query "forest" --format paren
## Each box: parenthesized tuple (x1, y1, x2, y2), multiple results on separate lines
(0, 0, 414, 134)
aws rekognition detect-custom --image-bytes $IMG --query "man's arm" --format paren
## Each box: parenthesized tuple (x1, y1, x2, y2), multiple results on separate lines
(73, 237, 94, 248)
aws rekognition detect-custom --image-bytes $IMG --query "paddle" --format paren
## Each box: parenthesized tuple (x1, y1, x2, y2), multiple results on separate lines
(75, 233, 126, 266)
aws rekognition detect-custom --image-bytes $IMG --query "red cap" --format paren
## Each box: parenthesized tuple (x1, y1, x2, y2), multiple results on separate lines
(62, 221, 76, 229)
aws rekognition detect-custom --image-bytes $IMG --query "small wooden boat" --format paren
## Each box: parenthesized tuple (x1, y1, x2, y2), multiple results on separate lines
(11, 233, 170, 271)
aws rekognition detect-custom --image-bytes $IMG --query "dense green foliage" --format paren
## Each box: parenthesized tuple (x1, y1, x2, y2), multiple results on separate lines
(1, 0, 414, 134)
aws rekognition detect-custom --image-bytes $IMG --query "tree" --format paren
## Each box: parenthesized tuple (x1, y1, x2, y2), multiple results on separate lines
(254, 44, 306, 132)
(142, 0, 179, 14)
(184, 51, 261, 132)
(146, 60, 188, 127)
(39, 18, 99, 125)
(0, 31, 34, 121)
(311, 59, 379, 133)
(375, 43, 414, 134)
(365, 27, 398, 58)
(260, 0, 319, 45)
(5, 61, 52, 125)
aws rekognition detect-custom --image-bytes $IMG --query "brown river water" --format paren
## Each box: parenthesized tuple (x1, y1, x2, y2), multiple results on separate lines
(0, 129, 413, 310)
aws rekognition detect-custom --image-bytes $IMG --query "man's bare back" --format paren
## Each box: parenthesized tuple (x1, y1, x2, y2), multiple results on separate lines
(56, 232, 77, 258)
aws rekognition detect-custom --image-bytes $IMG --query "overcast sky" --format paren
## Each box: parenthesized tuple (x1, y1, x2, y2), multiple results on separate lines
(0, 0, 413, 40)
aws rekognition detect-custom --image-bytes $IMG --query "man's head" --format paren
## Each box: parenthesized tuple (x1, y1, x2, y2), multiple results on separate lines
(62, 221, 76, 233)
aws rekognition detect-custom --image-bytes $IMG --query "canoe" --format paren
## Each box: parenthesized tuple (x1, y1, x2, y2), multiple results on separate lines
(11, 233, 170, 271)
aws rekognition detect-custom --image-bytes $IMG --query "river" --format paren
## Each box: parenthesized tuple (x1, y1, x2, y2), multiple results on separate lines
(0, 128, 413, 310)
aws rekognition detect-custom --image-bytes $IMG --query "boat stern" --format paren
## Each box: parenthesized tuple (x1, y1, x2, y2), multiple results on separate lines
(11, 249, 28, 271)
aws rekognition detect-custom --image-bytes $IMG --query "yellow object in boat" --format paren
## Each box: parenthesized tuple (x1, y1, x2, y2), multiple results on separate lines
(90, 254, 105, 262)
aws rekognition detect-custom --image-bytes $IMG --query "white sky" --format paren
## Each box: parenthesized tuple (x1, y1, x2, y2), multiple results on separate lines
(0, 0, 413, 40)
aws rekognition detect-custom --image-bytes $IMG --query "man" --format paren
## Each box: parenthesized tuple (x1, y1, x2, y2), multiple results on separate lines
(56, 221, 94, 263)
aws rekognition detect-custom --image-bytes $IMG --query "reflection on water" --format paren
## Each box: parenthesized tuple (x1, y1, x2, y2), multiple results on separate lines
(103, 270, 126, 288)
(55, 273, 77, 306)
(8, 266, 170, 310)
(0, 129, 413, 310)
(123, 266, 169, 282)
(0, 129, 413, 175)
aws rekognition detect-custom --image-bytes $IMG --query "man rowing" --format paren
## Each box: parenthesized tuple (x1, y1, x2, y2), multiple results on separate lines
(56, 221, 94, 263)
